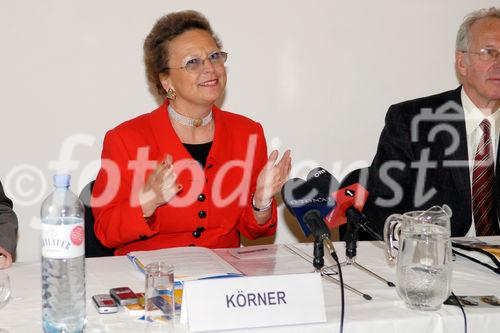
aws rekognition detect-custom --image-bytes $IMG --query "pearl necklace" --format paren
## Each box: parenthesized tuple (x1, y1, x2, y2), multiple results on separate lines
(168, 105, 213, 127)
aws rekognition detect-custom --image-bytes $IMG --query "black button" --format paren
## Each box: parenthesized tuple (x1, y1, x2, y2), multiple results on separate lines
(192, 226, 205, 238)
(198, 210, 207, 219)
(139, 235, 148, 240)
(197, 193, 206, 202)
(207, 164, 213, 169)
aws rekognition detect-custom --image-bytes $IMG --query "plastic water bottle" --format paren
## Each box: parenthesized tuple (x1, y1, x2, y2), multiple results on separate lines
(41, 174, 86, 333)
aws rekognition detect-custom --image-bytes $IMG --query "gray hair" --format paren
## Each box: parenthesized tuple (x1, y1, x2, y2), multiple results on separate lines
(456, 7, 500, 51)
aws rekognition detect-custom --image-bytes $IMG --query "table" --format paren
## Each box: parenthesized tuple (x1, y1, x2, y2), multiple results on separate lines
(1, 240, 499, 333)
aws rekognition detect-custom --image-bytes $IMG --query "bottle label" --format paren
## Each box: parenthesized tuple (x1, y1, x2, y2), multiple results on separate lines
(41, 218, 85, 259)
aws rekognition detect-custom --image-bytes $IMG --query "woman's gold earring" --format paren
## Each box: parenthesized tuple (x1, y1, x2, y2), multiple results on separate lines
(166, 88, 177, 100)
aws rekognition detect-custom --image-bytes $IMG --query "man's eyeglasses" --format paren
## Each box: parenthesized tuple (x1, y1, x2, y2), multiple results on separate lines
(461, 48, 500, 62)
(164, 51, 228, 73)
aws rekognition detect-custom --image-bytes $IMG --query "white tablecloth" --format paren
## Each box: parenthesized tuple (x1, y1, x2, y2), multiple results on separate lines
(1, 239, 499, 333)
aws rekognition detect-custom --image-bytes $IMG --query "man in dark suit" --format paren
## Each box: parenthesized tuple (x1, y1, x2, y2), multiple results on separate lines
(363, 7, 500, 238)
(0, 181, 18, 268)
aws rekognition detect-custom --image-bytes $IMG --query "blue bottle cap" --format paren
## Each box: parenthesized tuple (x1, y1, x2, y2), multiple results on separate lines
(53, 174, 71, 188)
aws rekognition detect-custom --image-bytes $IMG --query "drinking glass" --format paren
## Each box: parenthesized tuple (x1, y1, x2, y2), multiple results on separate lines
(0, 271, 10, 310)
(0, 271, 11, 332)
(144, 262, 175, 331)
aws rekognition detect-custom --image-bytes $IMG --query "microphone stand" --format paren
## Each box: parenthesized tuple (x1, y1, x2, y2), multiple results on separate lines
(285, 243, 372, 300)
(339, 209, 395, 287)
(313, 237, 325, 270)
(344, 218, 359, 262)
(302, 210, 373, 300)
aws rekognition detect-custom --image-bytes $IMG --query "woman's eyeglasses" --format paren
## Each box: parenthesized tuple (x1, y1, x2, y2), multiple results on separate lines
(164, 51, 228, 73)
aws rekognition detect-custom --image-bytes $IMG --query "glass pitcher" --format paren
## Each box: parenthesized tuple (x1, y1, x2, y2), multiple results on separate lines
(384, 205, 453, 311)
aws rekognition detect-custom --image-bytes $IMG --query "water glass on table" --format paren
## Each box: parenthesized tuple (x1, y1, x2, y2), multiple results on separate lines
(145, 262, 175, 331)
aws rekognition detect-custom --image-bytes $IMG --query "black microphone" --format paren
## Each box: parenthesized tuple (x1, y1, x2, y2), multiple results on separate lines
(282, 178, 326, 235)
(306, 167, 340, 199)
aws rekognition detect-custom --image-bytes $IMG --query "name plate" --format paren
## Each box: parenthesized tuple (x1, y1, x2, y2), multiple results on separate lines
(180, 273, 326, 332)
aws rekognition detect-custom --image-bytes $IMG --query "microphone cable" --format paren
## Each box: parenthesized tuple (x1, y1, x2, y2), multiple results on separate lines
(450, 292, 467, 333)
(451, 242, 500, 275)
(323, 238, 344, 333)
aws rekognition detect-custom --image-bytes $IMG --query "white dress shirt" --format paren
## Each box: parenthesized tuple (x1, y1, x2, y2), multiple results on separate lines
(461, 88, 500, 236)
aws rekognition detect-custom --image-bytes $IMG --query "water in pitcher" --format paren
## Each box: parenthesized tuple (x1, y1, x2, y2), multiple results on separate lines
(396, 223, 452, 311)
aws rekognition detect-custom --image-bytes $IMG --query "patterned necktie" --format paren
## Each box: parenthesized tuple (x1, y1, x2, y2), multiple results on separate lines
(472, 119, 497, 236)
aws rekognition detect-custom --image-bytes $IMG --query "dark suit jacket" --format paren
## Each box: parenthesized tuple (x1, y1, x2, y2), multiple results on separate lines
(363, 87, 500, 238)
(0, 181, 18, 256)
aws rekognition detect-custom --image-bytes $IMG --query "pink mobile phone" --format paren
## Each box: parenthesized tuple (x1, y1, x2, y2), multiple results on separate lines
(109, 287, 138, 306)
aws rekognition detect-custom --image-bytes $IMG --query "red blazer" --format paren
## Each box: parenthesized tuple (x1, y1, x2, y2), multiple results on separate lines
(92, 101, 277, 255)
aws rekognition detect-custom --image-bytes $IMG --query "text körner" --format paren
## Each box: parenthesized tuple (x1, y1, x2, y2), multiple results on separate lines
(226, 290, 287, 308)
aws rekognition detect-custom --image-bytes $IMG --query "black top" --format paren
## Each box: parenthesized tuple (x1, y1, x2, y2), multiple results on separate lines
(0, 181, 18, 256)
(183, 142, 213, 168)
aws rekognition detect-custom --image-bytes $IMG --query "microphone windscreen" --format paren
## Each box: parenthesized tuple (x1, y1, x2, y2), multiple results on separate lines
(281, 178, 316, 236)
(306, 167, 341, 198)
(281, 178, 309, 215)
(305, 167, 349, 229)
(282, 173, 339, 237)
(325, 183, 369, 228)
(283, 176, 339, 236)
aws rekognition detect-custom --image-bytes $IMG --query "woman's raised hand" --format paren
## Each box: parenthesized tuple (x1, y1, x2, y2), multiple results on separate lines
(139, 155, 182, 218)
(254, 150, 292, 208)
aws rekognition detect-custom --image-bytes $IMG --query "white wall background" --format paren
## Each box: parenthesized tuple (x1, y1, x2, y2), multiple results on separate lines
(1, 0, 498, 262)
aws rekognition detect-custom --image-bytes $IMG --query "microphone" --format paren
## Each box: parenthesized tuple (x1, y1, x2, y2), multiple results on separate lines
(281, 177, 335, 237)
(306, 167, 341, 195)
(281, 177, 339, 267)
(307, 167, 382, 241)
(282, 176, 349, 330)
(306, 167, 362, 260)
(306, 167, 341, 229)
(333, 186, 383, 241)
(308, 167, 395, 288)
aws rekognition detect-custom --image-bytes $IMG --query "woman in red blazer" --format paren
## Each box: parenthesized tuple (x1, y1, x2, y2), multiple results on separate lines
(92, 10, 291, 255)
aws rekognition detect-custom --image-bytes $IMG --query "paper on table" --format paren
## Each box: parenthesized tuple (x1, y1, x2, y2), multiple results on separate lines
(220, 244, 337, 277)
(127, 246, 243, 281)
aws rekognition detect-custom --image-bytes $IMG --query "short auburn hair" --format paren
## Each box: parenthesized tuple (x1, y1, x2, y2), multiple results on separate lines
(143, 10, 222, 98)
